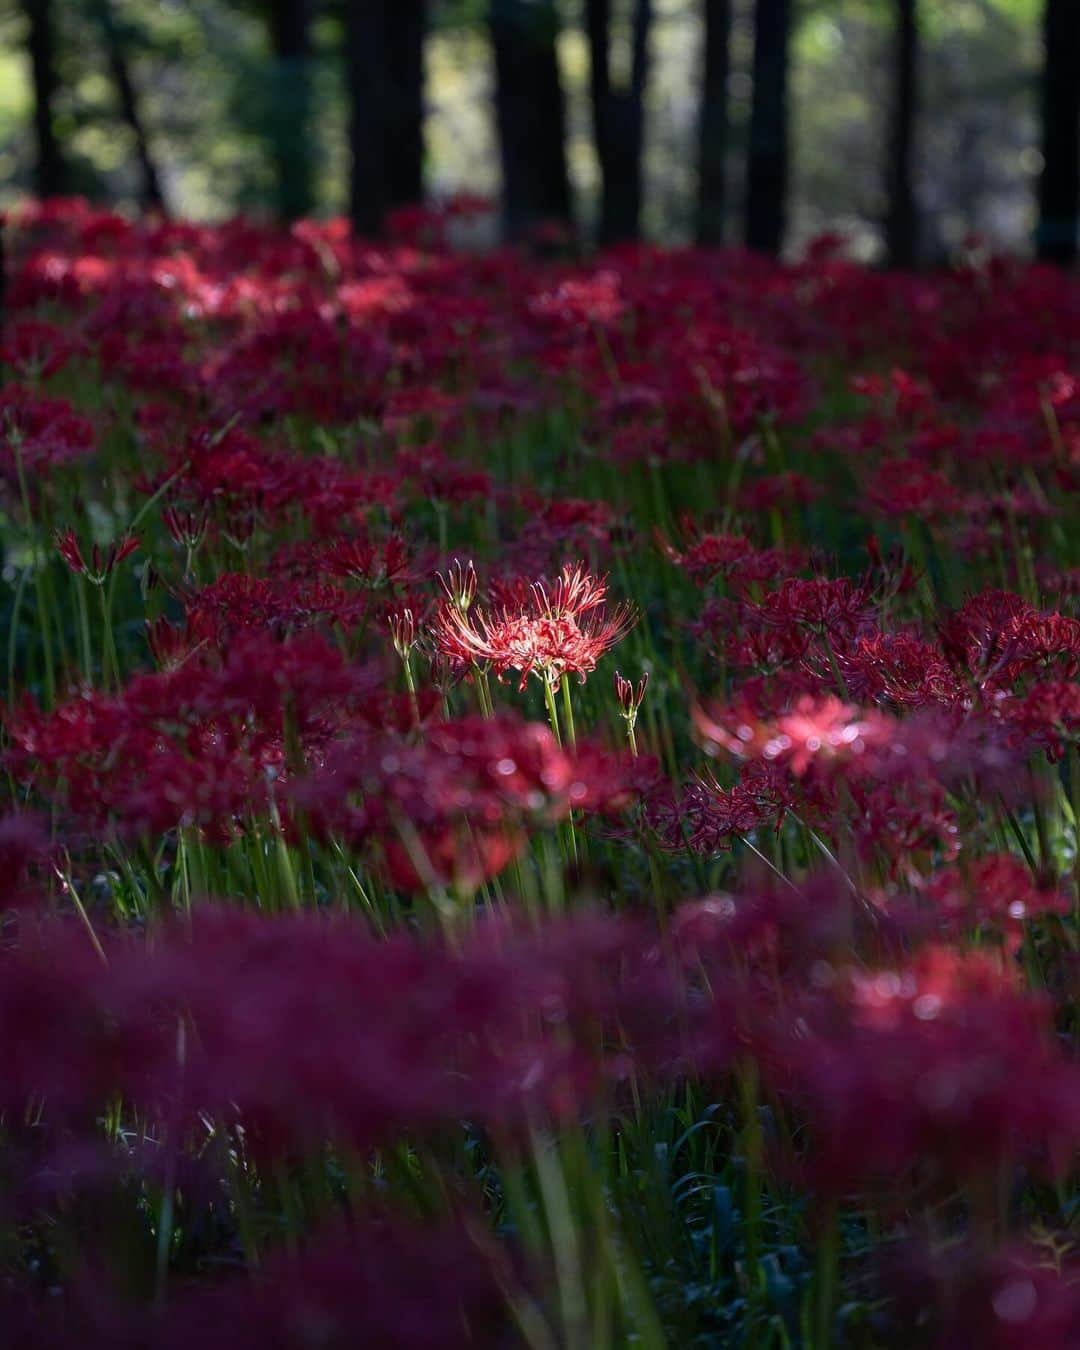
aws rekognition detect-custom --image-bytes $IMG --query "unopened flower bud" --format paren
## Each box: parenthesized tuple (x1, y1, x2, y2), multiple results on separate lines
(615, 670, 649, 728)
(437, 559, 478, 613)
(388, 608, 418, 659)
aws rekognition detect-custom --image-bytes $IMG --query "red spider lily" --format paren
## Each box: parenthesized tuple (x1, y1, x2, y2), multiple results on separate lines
(881, 1240, 1080, 1350)
(753, 945, 1080, 1193)
(841, 630, 964, 708)
(939, 589, 1037, 683)
(0, 385, 95, 482)
(54, 528, 139, 583)
(529, 269, 626, 328)
(4, 633, 373, 843)
(433, 562, 635, 690)
(1004, 611, 1080, 676)
(671, 873, 897, 992)
(180, 569, 374, 641)
(922, 854, 1069, 950)
(145, 613, 217, 670)
(398, 443, 493, 507)
(657, 520, 805, 589)
(844, 779, 963, 884)
(0, 319, 78, 377)
(1004, 679, 1080, 759)
(292, 712, 650, 891)
(158, 1217, 510, 1350)
(0, 1216, 510, 1350)
(646, 763, 788, 855)
(864, 458, 963, 519)
(694, 693, 1024, 805)
(319, 532, 417, 589)
(756, 576, 874, 638)
(161, 503, 210, 552)
(0, 813, 51, 910)
(693, 693, 895, 776)
(737, 471, 821, 512)
(0, 905, 680, 1144)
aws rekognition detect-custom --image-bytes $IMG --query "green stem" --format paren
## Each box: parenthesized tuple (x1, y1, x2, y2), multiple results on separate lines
(739, 1062, 764, 1317)
(7, 566, 30, 707)
(1001, 797, 1039, 877)
(814, 1203, 839, 1350)
(227, 1134, 261, 1269)
(542, 672, 562, 746)
(473, 663, 494, 718)
(57, 866, 108, 966)
(820, 628, 849, 700)
(529, 1126, 588, 1347)
(560, 677, 577, 750)
(155, 1120, 179, 1305)
(75, 574, 93, 684)
(98, 582, 118, 691)
(13, 442, 55, 705)
(401, 652, 421, 728)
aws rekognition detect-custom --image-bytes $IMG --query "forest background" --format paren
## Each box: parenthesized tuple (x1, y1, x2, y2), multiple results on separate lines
(0, 0, 1074, 266)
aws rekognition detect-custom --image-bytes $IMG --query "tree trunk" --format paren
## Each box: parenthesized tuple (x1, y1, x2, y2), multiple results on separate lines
(1036, 0, 1080, 265)
(267, 0, 313, 222)
(586, 0, 652, 245)
(884, 0, 918, 267)
(344, 1, 426, 238)
(744, 0, 790, 256)
(490, 0, 572, 243)
(696, 0, 731, 246)
(384, 3, 426, 211)
(93, 0, 166, 213)
(24, 0, 67, 198)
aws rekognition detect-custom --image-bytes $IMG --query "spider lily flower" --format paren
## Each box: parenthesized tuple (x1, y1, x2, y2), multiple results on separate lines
(433, 562, 635, 692)
(54, 527, 139, 586)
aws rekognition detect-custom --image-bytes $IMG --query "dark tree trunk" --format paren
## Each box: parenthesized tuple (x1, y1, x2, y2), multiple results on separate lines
(884, 0, 918, 267)
(384, 3, 425, 210)
(93, 0, 166, 213)
(744, 0, 790, 256)
(490, 0, 572, 243)
(586, 0, 652, 245)
(696, 0, 731, 246)
(24, 0, 67, 198)
(267, 0, 314, 222)
(344, 1, 426, 238)
(344, 3, 385, 237)
(1036, 0, 1080, 265)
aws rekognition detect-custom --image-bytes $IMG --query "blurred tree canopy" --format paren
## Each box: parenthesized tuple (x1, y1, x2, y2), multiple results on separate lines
(0, 0, 1070, 261)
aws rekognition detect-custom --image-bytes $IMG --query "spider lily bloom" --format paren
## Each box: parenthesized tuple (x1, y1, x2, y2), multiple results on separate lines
(692, 693, 895, 777)
(320, 533, 416, 590)
(55, 528, 139, 586)
(432, 562, 635, 692)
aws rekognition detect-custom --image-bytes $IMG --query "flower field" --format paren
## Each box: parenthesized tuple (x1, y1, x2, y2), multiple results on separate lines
(1, 200, 1078, 1346)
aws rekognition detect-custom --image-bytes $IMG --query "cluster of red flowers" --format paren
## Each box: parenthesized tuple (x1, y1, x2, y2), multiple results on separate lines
(1, 198, 1078, 1346)
(294, 712, 655, 891)
(0, 906, 679, 1150)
